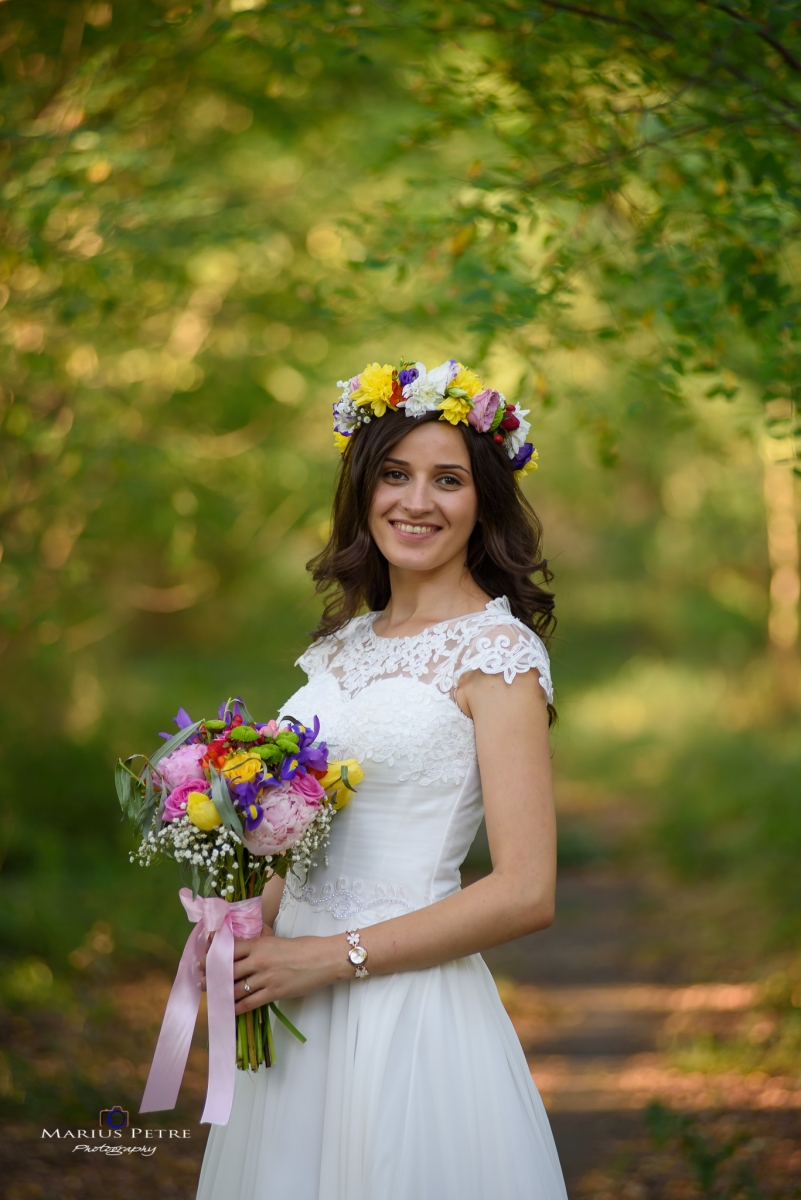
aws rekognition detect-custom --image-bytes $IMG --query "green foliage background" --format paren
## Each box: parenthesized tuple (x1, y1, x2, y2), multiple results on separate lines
(1, 0, 801, 1102)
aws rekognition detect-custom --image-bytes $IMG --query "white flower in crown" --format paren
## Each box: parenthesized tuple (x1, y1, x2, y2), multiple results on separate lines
(400, 359, 462, 417)
(333, 394, 359, 434)
(504, 405, 531, 457)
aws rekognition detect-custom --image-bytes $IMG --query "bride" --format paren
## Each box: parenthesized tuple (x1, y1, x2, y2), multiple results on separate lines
(197, 359, 567, 1199)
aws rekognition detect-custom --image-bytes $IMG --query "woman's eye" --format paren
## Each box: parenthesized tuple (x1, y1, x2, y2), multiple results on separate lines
(437, 475, 462, 487)
(383, 469, 407, 482)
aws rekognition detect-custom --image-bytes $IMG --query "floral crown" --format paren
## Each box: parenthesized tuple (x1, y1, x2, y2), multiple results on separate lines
(333, 359, 539, 480)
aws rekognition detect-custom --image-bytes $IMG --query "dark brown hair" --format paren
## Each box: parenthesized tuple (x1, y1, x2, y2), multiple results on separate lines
(308, 409, 555, 657)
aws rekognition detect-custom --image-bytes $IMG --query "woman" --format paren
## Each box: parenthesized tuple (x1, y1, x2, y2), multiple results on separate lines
(197, 359, 567, 1200)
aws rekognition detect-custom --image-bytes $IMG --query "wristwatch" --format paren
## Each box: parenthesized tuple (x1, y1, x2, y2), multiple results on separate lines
(346, 930, 369, 979)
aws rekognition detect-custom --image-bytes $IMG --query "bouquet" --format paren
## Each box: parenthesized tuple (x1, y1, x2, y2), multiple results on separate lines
(116, 697, 361, 1123)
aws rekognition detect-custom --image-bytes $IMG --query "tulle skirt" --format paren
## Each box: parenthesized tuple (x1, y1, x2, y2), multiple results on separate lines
(196, 907, 567, 1200)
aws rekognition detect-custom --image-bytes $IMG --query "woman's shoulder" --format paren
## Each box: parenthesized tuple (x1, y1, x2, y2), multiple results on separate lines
(452, 597, 553, 702)
(295, 613, 373, 678)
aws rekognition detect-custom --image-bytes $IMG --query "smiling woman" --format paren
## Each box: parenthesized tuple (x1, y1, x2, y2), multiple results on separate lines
(311, 408, 555, 685)
(197, 380, 565, 1200)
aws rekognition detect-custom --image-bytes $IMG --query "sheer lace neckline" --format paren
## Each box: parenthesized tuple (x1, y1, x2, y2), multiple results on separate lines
(368, 596, 512, 644)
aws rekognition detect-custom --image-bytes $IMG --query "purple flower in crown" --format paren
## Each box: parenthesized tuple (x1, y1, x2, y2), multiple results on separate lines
(398, 366, 419, 388)
(510, 443, 534, 472)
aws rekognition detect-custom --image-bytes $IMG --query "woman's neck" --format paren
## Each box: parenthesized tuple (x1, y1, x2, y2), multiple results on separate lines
(375, 560, 491, 638)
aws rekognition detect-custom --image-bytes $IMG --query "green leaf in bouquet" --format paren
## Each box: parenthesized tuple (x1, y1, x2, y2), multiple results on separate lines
(142, 768, 158, 838)
(190, 861, 201, 899)
(339, 763, 358, 793)
(222, 696, 255, 725)
(210, 768, 244, 837)
(115, 758, 142, 821)
(150, 719, 204, 768)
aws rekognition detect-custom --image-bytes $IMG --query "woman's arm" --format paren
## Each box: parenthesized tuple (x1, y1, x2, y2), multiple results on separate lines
(261, 871, 286, 928)
(232, 668, 556, 1013)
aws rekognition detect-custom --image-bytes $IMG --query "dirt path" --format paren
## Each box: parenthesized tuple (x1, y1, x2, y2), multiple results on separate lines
(481, 865, 801, 1195)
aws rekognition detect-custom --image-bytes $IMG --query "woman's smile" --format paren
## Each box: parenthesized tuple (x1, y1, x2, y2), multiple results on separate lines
(389, 520, 442, 539)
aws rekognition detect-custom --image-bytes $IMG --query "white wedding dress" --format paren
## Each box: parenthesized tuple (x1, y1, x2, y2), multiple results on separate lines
(197, 597, 567, 1200)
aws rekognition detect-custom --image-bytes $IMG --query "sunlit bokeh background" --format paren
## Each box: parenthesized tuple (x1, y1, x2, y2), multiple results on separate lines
(2, 2, 800, 1192)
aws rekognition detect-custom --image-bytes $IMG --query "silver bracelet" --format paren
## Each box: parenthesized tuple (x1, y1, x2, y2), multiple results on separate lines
(346, 930, 369, 979)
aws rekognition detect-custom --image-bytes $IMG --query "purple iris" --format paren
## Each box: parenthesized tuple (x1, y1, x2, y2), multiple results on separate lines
(160, 705, 198, 741)
(289, 717, 329, 774)
(228, 772, 277, 810)
(398, 366, 419, 388)
(217, 699, 246, 724)
(243, 801, 265, 832)
(510, 443, 534, 472)
(174, 707, 194, 729)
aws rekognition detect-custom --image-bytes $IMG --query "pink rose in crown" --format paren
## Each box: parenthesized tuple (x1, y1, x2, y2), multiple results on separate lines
(467, 388, 502, 433)
(162, 779, 210, 823)
(159, 742, 207, 792)
(243, 782, 321, 856)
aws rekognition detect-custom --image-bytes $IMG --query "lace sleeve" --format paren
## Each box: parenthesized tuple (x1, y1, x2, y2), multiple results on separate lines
(452, 621, 553, 703)
(296, 635, 338, 680)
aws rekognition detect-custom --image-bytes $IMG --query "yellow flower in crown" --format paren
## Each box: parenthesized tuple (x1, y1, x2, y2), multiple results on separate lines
(187, 791, 222, 830)
(514, 448, 539, 481)
(350, 363, 398, 417)
(438, 394, 473, 425)
(222, 750, 263, 786)
(333, 431, 351, 453)
(449, 364, 484, 398)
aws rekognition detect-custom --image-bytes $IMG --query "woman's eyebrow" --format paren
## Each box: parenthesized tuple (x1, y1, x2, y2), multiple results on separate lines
(382, 456, 470, 473)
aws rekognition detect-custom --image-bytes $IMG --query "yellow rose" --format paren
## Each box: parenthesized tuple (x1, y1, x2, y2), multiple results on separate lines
(449, 365, 483, 398)
(351, 362, 395, 417)
(320, 758, 364, 810)
(187, 791, 222, 830)
(222, 750, 263, 785)
(438, 395, 472, 426)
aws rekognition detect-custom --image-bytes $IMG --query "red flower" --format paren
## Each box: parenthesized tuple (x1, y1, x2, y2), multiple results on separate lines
(500, 413, 520, 432)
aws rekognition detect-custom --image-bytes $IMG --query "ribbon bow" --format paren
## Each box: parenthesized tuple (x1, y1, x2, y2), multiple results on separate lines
(140, 888, 264, 1126)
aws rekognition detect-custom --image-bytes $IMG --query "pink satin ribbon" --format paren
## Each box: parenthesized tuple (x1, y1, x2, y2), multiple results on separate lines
(139, 888, 263, 1126)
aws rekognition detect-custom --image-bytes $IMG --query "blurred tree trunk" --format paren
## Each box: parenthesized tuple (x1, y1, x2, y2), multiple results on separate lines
(763, 401, 800, 706)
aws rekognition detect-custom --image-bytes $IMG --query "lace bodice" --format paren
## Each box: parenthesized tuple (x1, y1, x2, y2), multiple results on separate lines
(276, 597, 552, 929)
(296, 596, 552, 704)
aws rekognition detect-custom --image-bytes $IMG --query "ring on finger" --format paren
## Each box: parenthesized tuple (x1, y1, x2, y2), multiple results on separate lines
(243, 980, 251, 994)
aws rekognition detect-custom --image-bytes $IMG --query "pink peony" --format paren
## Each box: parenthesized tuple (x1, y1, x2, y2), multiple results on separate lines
(243, 782, 320, 857)
(290, 771, 325, 803)
(467, 388, 502, 433)
(162, 779, 210, 823)
(159, 742, 207, 792)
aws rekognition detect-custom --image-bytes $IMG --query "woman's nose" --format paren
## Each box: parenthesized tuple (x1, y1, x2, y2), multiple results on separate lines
(400, 481, 434, 514)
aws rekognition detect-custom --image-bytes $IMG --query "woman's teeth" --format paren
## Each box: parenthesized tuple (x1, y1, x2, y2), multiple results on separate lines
(393, 522, 439, 534)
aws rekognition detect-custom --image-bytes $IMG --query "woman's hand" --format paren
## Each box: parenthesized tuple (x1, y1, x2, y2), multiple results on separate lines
(231, 931, 347, 1015)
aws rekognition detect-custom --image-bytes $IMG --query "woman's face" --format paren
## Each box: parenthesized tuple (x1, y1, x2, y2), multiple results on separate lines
(368, 421, 478, 575)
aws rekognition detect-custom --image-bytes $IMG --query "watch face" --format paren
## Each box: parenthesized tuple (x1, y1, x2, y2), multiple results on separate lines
(348, 945, 368, 965)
